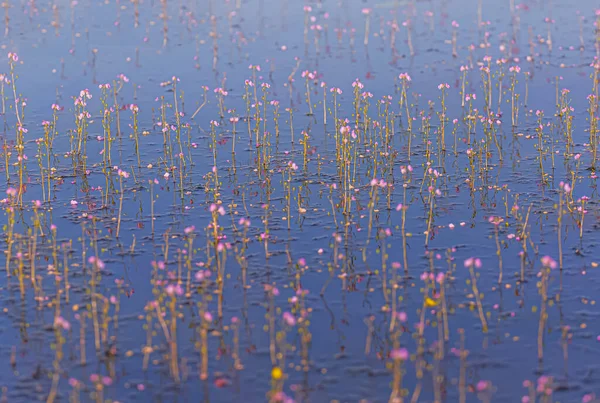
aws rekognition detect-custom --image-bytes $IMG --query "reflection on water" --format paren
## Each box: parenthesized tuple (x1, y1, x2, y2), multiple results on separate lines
(0, 0, 600, 402)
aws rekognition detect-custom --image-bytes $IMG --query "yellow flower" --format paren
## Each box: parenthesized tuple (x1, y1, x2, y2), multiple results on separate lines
(425, 297, 438, 307)
(271, 367, 283, 380)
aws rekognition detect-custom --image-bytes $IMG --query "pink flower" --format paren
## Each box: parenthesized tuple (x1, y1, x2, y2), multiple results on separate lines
(488, 216, 504, 225)
(88, 256, 106, 270)
(536, 375, 551, 393)
(464, 257, 482, 268)
(476, 380, 489, 391)
(541, 255, 557, 269)
(54, 316, 71, 330)
(283, 312, 296, 326)
(390, 348, 408, 360)
(165, 284, 183, 296)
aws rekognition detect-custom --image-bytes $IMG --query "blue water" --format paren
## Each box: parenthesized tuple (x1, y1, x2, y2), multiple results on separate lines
(1, 0, 600, 402)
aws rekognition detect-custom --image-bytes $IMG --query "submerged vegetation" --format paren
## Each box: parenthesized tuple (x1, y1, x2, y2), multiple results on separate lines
(1, 0, 600, 402)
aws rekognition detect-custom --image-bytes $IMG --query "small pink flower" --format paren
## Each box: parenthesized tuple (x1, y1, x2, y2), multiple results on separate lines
(541, 255, 557, 269)
(390, 348, 409, 360)
(54, 316, 71, 330)
(283, 312, 296, 326)
(476, 380, 489, 391)
(464, 257, 482, 269)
